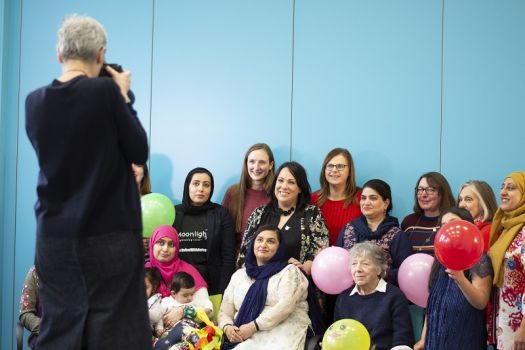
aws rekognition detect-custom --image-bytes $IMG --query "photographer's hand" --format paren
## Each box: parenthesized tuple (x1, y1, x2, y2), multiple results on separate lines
(105, 65, 131, 103)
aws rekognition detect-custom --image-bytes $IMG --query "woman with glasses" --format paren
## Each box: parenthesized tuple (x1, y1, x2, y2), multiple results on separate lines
(336, 179, 412, 285)
(401, 172, 455, 255)
(311, 148, 361, 246)
(457, 180, 497, 252)
(173, 168, 235, 296)
(487, 172, 525, 350)
(146, 225, 212, 329)
(222, 143, 275, 259)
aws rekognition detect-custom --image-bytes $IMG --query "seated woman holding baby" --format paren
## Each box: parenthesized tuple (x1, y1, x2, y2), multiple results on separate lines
(145, 225, 214, 344)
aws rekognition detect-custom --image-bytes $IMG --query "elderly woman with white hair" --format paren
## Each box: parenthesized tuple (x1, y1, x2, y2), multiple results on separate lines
(333, 242, 414, 350)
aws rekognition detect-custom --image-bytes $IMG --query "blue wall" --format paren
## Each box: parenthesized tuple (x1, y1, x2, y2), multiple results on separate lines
(1, 0, 22, 348)
(292, 1, 443, 214)
(440, 0, 525, 192)
(150, 0, 294, 202)
(2, 1, 524, 349)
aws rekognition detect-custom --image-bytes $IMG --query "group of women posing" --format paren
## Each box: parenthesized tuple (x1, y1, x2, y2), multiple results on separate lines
(136, 143, 524, 350)
(19, 140, 524, 349)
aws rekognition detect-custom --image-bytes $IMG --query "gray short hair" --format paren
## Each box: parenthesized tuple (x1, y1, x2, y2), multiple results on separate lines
(349, 242, 389, 277)
(57, 15, 107, 62)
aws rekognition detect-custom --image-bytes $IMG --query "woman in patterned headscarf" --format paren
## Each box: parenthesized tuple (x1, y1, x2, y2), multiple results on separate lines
(488, 171, 525, 350)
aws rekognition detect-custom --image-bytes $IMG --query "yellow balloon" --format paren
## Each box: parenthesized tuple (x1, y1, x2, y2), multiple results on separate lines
(322, 319, 371, 350)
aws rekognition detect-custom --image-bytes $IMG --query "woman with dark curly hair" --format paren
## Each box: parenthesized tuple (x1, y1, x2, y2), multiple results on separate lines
(237, 161, 329, 275)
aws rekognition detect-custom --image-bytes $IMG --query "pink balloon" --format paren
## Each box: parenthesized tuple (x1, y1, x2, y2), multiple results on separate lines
(398, 253, 434, 307)
(312, 247, 354, 294)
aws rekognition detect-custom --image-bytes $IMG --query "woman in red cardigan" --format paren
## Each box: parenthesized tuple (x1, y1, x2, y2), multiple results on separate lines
(311, 148, 361, 246)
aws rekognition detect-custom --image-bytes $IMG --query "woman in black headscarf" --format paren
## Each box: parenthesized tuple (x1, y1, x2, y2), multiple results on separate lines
(173, 167, 235, 296)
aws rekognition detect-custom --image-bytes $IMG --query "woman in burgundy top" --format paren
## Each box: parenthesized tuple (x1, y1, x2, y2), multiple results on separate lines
(222, 143, 275, 258)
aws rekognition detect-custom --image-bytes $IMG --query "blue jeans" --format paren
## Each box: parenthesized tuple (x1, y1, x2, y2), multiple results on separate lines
(35, 230, 151, 350)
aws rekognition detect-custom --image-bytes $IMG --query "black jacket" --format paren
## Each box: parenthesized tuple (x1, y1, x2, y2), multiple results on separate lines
(174, 205, 235, 295)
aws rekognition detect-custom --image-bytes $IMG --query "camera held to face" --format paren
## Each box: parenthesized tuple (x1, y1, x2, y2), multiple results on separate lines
(99, 63, 135, 105)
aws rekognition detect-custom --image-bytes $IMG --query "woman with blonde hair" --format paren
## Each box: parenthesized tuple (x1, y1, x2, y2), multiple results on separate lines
(311, 148, 361, 246)
(457, 180, 497, 252)
(222, 143, 275, 258)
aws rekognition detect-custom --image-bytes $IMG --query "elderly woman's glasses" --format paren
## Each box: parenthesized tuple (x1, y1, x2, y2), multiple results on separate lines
(155, 239, 175, 248)
(325, 163, 348, 171)
(416, 186, 437, 195)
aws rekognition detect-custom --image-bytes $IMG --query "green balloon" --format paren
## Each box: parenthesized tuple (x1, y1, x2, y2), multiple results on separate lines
(322, 319, 370, 350)
(141, 193, 176, 238)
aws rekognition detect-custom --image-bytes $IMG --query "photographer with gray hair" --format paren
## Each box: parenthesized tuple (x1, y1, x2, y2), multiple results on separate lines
(25, 15, 150, 349)
(333, 242, 414, 350)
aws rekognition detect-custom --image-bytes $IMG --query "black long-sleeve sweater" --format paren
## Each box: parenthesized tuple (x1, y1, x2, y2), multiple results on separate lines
(25, 75, 148, 237)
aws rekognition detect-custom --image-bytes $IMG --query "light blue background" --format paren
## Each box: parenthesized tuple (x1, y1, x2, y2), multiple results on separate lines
(2, 1, 524, 349)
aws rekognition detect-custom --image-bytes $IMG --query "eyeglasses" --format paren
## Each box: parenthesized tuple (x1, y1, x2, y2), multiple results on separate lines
(416, 186, 437, 195)
(325, 164, 348, 171)
(155, 239, 175, 248)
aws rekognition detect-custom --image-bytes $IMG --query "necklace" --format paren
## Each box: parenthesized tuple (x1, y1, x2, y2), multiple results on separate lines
(279, 207, 295, 216)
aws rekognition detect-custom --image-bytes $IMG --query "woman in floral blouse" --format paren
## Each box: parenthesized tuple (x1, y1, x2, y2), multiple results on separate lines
(488, 171, 525, 350)
(237, 161, 329, 276)
(335, 179, 412, 286)
(19, 265, 41, 348)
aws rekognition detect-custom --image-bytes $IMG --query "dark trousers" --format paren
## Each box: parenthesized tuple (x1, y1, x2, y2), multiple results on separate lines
(154, 322, 184, 350)
(35, 230, 151, 350)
